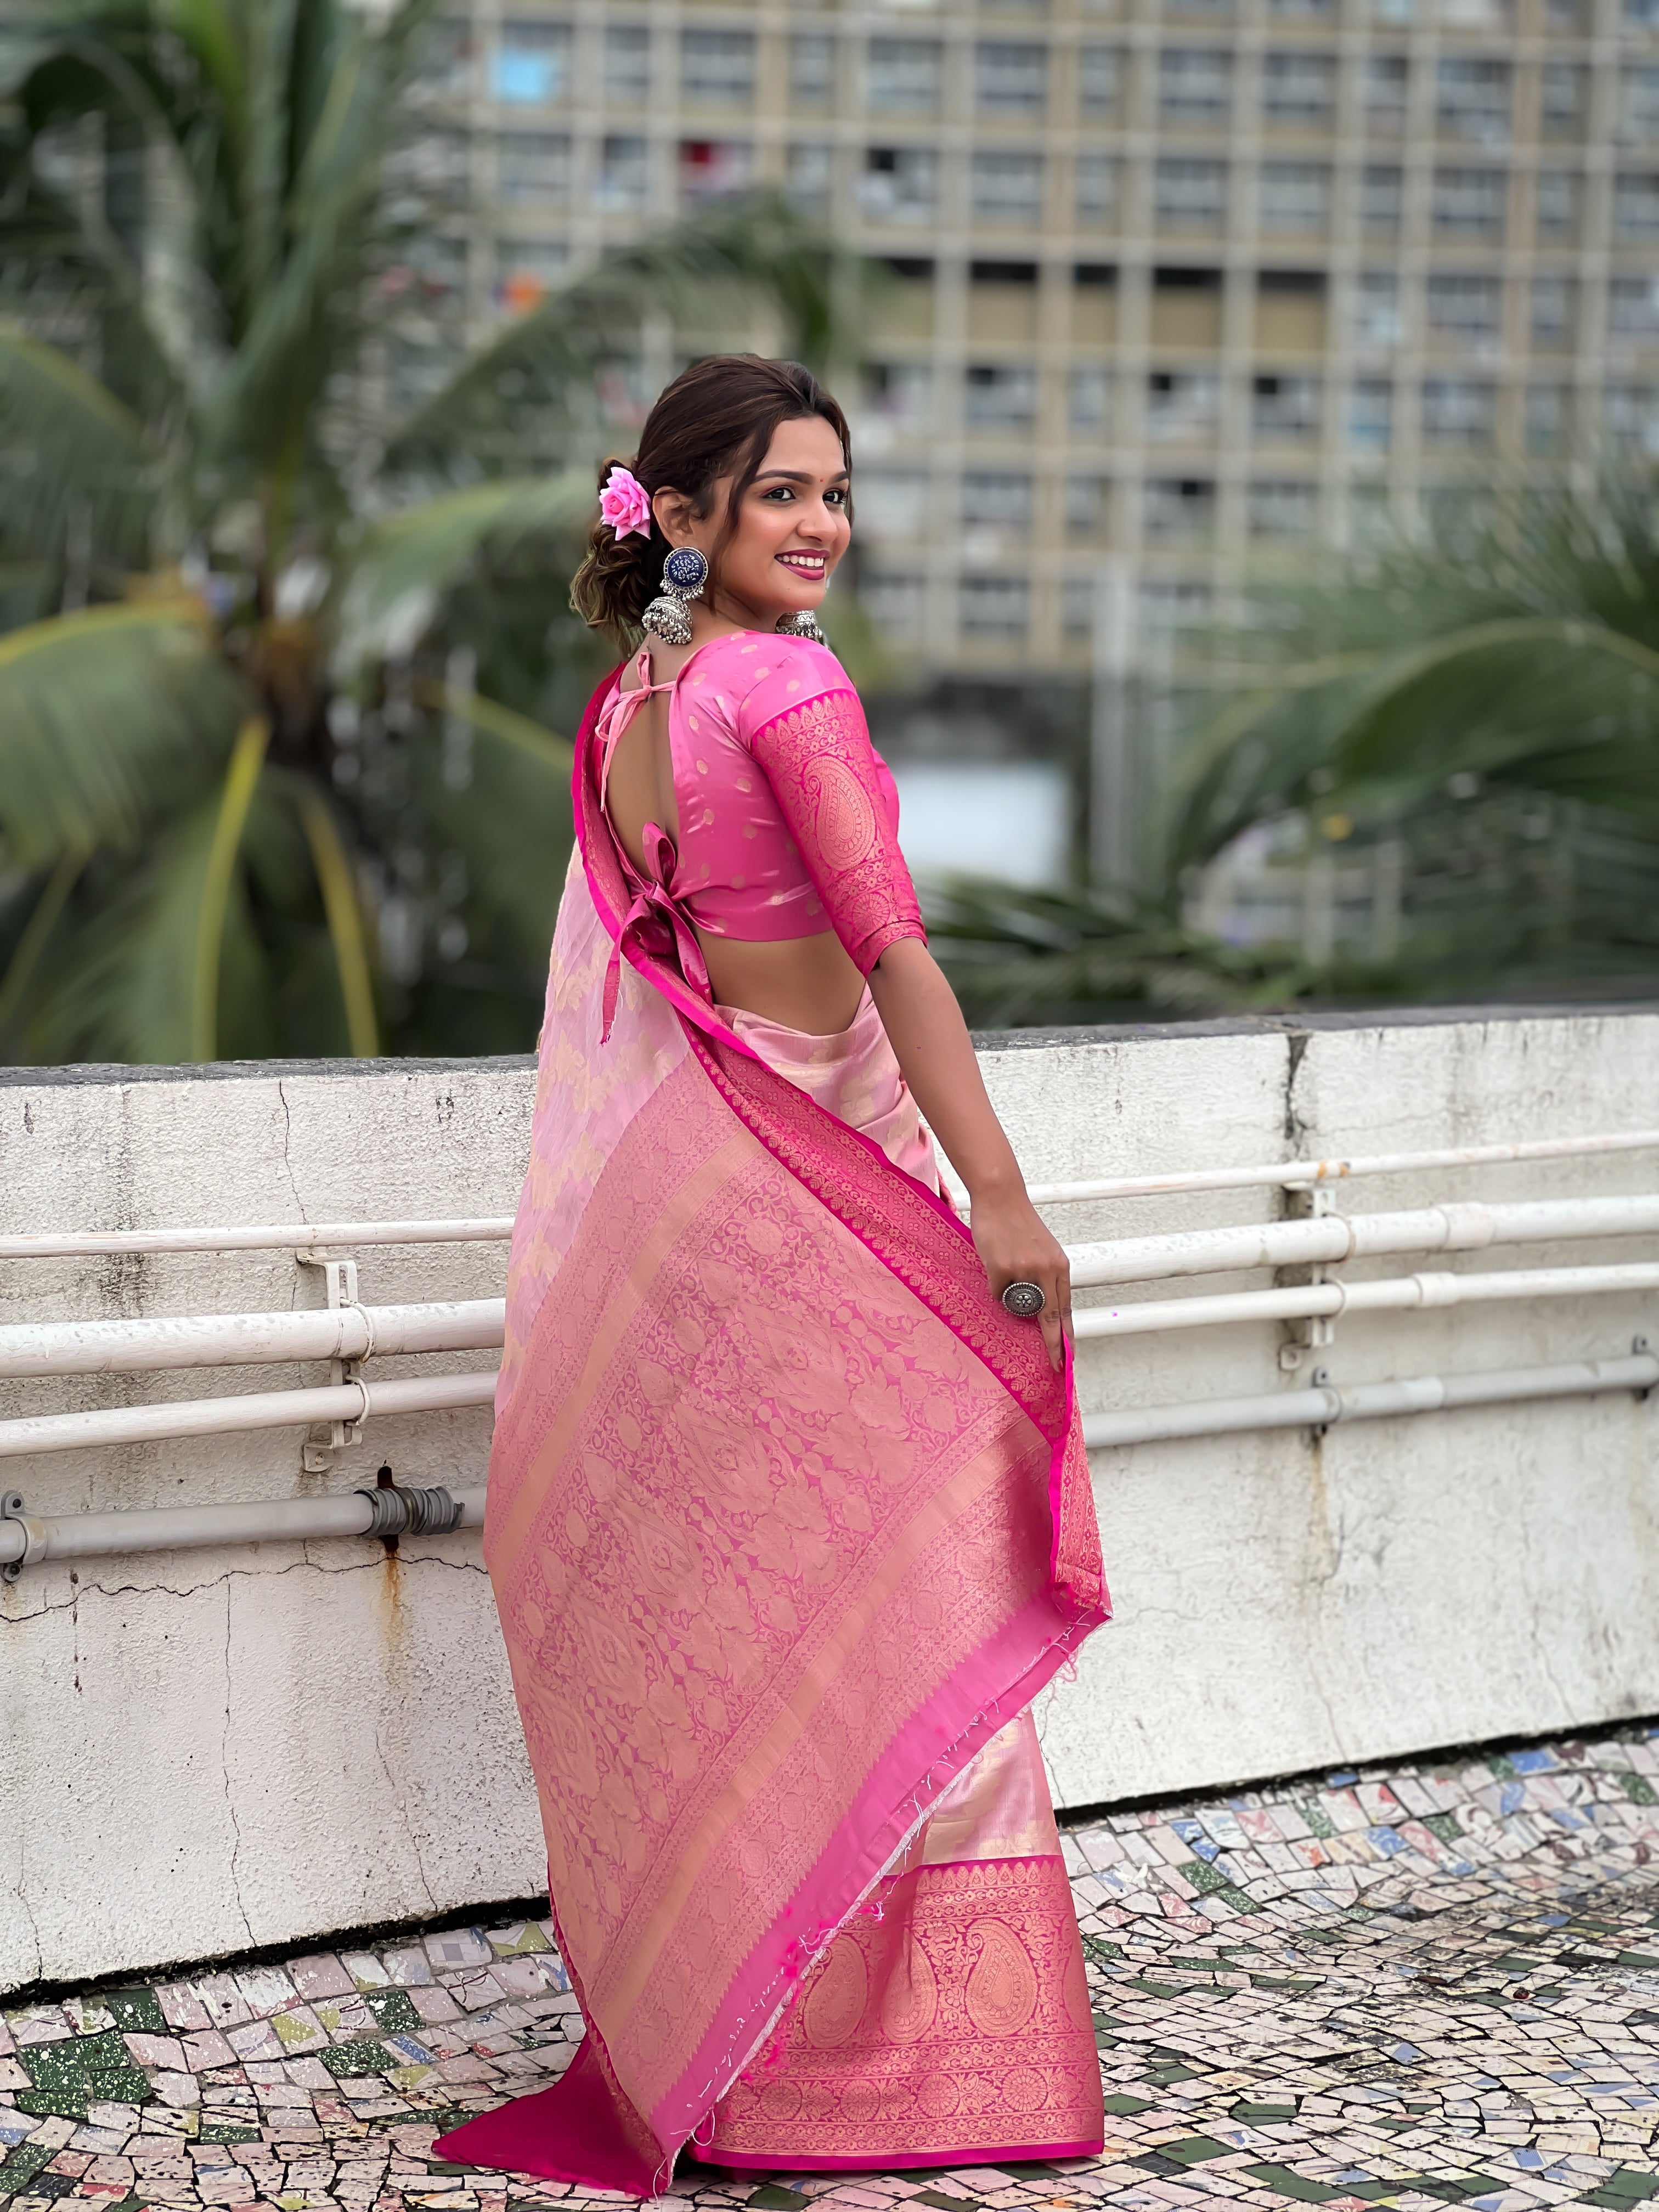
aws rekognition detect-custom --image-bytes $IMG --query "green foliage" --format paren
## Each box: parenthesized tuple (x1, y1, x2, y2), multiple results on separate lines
(923, 874, 1310, 1031)
(1159, 477, 1659, 1002)
(0, 0, 839, 1064)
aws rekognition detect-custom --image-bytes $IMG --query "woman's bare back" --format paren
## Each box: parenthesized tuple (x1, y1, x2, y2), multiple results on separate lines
(605, 635, 866, 1032)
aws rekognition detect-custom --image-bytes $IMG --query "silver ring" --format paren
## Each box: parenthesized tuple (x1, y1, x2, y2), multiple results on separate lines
(1001, 1280, 1046, 1319)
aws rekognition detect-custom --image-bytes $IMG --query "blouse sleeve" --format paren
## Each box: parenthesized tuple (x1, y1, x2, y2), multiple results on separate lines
(736, 645, 927, 977)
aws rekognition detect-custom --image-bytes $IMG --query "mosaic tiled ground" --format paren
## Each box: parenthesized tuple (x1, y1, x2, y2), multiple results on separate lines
(4, 1726, 1658, 2212)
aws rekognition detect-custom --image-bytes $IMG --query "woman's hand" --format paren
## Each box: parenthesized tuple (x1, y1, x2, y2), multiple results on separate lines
(970, 1185, 1073, 1373)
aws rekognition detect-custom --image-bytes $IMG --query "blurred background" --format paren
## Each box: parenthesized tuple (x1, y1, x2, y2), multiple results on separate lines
(2, 0, 1657, 1062)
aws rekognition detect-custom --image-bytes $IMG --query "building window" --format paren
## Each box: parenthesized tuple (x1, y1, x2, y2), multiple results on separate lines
(1345, 378, 1393, 450)
(861, 359, 934, 430)
(1610, 275, 1659, 341)
(861, 572, 926, 640)
(1541, 63, 1587, 142)
(1260, 161, 1330, 232)
(1070, 365, 1112, 431)
(861, 146, 939, 223)
(417, 19, 474, 100)
(1075, 154, 1118, 226)
(1532, 273, 1577, 345)
(1139, 577, 1214, 633)
(1604, 385, 1659, 453)
(1353, 269, 1403, 347)
(1065, 476, 1110, 539)
(1143, 477, 1216, 539)
(1155, 158, 1227, 229)
(962, 471, 1035, 531)
(496, 130, 571, 202)
(495, 236, 565, 315)
(1421, 377, 1496, 445)
(403, 231, 469, 306)
(1526, 383, 1569, 455)
(1263, 53, 1335, 128)
(856, 470, 930, 541)
(1432, 166, 1507, 239)
(603, 26, 650, 105)
(1615, 173, 1659, 240)
(1079, 46, 1121, 116)
(791, 34, 836, 109)
(681, 29, 755, 108)
(1536, 170, 1580, 242)
(1147, 370, 1220, 438)
(596, 134, 648, 212)
(1435, 58, 1511, 144)
(976, 42, 1048, 115)
(1062, 575, 1097, 640)
(1364, 56, 1409, 136)
(1426, 272, 1502, 348)
(965, 363, 1038, 429)
(867, 38, 940, 113)
(972, 151, 1045, 225)
(494, 21, 571, 106)
(1158, 48, 1233, 126)
(1628, 0, 1659, 23)
(786, 144, 833, 215)
(1622, 65, 1659, 144)
(1248, 480, 1317, 538)
(959, 575, 1030, 639)
(1253, 374, 1320, 438)
(1361, 165, 1403, 235)
(679, 140, 753, 205)
(388, 126, 471, 210)
(1269, 0, 1336, 17)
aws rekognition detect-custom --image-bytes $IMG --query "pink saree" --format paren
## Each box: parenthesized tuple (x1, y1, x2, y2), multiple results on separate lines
(437, 663, 1109, 2194)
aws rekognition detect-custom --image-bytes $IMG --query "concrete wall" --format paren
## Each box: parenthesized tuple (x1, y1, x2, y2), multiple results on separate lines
(3, 1007, 1657, 1994)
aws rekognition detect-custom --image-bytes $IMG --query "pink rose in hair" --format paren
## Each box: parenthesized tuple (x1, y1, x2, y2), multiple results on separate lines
(599, 464, 652, 541)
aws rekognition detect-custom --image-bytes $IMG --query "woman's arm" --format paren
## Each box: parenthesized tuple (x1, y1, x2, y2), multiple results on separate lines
(868, 937, 1071, 1371)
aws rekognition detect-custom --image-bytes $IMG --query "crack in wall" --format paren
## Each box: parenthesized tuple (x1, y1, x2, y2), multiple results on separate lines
(274, 1077, 308, 1227)
(1, 1546, 489, 1622)
(221, 1581, 256, 1950)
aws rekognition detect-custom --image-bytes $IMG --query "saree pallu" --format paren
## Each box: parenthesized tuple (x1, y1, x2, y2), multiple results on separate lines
(438, 674, 1110, 2196)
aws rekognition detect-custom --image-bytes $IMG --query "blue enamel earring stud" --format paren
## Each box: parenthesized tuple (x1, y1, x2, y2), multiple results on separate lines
(642, 545, 708, 646)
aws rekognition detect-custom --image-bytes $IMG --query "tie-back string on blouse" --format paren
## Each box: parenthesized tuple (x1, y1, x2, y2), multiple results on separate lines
(595, 630, 926, 1042)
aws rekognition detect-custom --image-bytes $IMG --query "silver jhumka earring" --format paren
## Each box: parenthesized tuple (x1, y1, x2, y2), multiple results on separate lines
(775, 608, 828, 647)
(641, 546, 708, 646)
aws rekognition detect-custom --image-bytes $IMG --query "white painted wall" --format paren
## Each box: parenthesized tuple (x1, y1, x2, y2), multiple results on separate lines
(2, 1008, 1657, 1995)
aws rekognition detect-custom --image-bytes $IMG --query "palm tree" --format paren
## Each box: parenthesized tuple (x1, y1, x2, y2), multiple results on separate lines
(1164, 475, 1659, 998)
(0, 0, 839, 1062)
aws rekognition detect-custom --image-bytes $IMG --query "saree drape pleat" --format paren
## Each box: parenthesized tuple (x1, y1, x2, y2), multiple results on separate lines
(437, 672, 1110, 2195)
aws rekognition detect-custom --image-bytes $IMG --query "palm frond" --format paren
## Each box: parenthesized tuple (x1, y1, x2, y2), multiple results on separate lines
(199, 0, 442, 482)
(334, 473, 592, 667)
(414, 680, 573, 774)
(0, 323, 157, 557)
(296, 784, 380, 1056)
(922, 872, 1307, 1028)
(191, 715, 269, 1059)
(0, 600, 249, 860)
(385, 195, 837, 472)
(21, 791, 275, 1063)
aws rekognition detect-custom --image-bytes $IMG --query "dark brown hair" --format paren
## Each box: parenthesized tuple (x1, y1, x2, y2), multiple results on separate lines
(570, 355, 852, 645)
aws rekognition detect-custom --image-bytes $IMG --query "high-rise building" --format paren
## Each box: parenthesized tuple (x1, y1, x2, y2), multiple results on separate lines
(414, 0, 1659, 692)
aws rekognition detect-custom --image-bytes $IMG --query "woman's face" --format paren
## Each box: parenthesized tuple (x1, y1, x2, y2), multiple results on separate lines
(659, 415, 851, 628)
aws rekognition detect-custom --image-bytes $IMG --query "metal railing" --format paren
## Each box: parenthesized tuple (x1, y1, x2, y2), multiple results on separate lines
(2, 1124, 1655, 1576)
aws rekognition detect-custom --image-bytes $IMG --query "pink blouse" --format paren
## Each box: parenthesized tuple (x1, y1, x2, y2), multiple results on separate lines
(596, 632, 926, 1002)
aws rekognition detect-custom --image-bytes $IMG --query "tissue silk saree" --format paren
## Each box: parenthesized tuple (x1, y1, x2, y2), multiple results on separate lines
(437, 672, 1110, 2194)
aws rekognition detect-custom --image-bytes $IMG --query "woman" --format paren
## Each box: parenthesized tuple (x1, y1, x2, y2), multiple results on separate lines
(437, 356, 1110, 2195)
